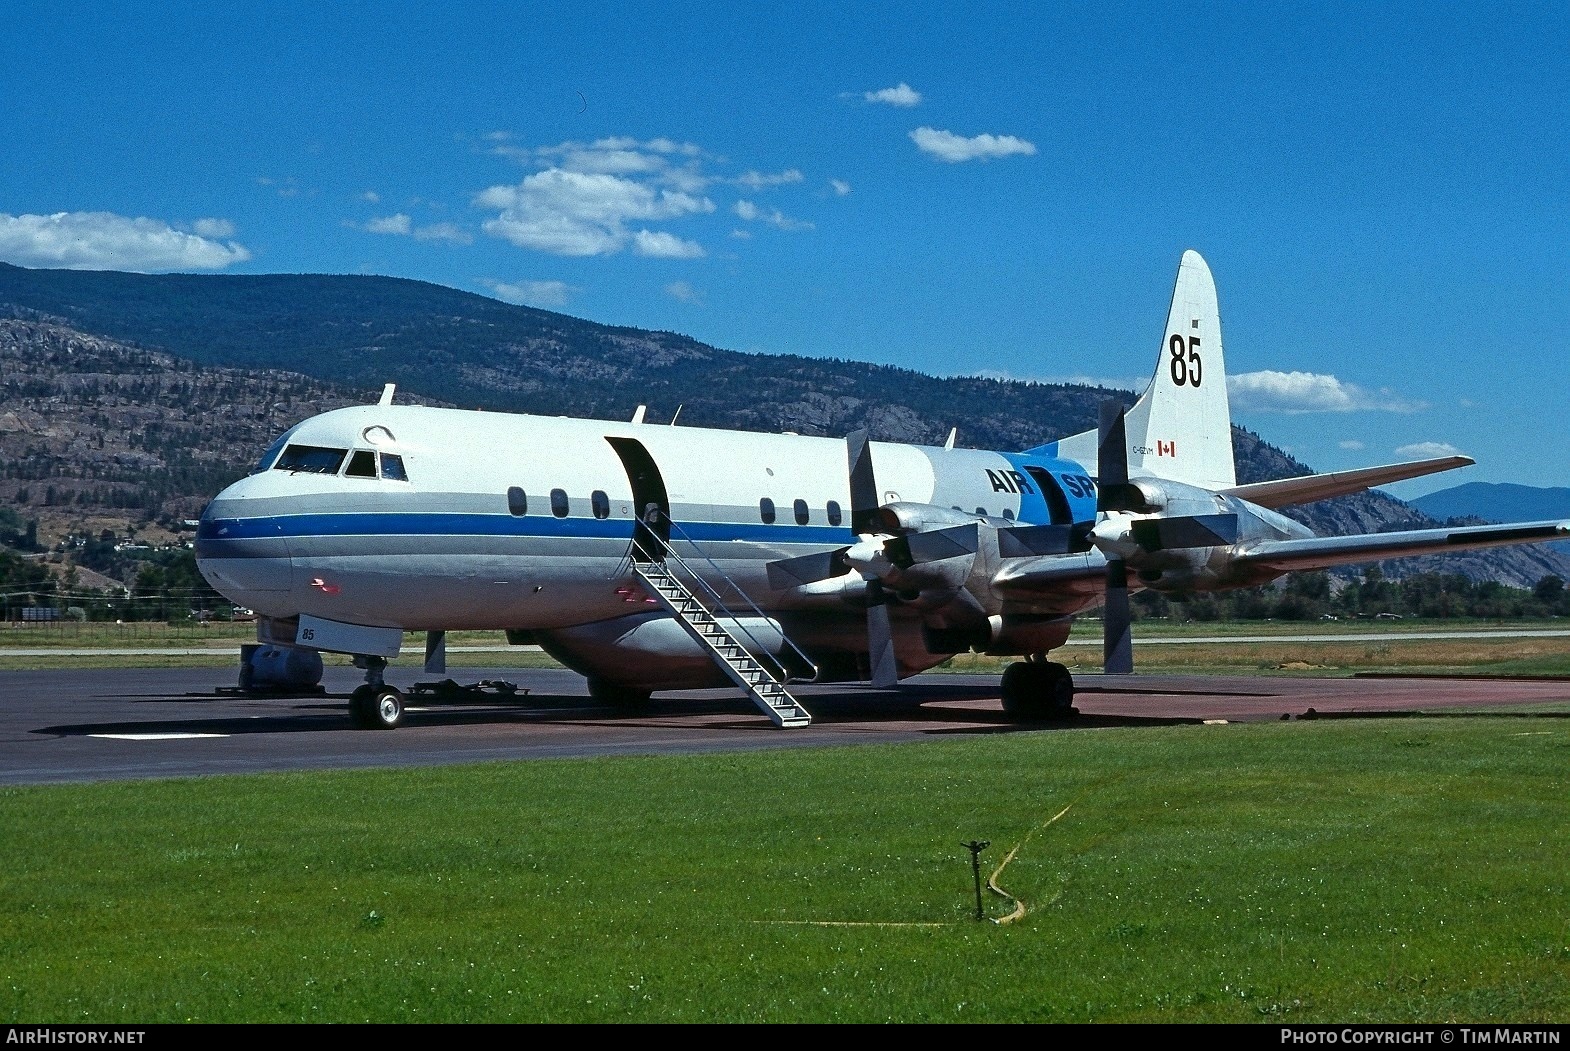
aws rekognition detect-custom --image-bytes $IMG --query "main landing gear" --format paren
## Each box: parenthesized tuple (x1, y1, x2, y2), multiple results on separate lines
(349, 655, 404, 730)
(1000, 658, 1077, 720)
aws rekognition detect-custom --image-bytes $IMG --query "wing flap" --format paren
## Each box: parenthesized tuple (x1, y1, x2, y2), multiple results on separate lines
(1235, 519, 1570, 574)
(1222, 456, 1473, 510)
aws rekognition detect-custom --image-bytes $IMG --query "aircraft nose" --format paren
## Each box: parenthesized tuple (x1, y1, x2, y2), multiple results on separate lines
(194, 478, 294, 603)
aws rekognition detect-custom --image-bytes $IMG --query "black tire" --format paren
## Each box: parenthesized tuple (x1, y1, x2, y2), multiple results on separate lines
(1000, 662, 1078, 720)
(1000, 662, 1046, 718)
(587, 678, 653, 709)
(350, 684, 404, 730)
(1041, 661, 1078, 717)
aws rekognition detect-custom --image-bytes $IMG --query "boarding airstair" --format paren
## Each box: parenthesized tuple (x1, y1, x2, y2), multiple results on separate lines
(631, 544, 813, 728)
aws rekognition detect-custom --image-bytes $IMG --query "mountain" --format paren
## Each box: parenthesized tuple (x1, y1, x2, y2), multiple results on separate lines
(1414, 483, 1570, 524)
(3, 262, 1567, 589)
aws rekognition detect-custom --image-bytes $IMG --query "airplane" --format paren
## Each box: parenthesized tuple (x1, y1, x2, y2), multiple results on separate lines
(194, 250, 1570, 730)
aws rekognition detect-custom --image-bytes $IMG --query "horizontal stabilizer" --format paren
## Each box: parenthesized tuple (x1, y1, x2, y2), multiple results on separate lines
(1222, 456, 1474, 510)
(1234, 519, 1570, 574)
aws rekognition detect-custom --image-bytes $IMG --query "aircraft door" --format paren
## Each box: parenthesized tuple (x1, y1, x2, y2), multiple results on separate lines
(605, 437, 671, 561)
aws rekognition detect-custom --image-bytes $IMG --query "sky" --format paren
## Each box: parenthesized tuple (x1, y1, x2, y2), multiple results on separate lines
(2, 2, 1567, 500)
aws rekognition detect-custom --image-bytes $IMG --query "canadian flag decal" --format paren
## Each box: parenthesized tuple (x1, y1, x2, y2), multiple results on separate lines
(1157, 440, 1176, 457)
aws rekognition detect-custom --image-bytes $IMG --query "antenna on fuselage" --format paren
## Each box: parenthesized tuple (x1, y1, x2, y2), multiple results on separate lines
(379, 383, 396, 406)
(669, 405, 683, 426)
(944, 427, 957, 450)
(631, 405, 647, 424)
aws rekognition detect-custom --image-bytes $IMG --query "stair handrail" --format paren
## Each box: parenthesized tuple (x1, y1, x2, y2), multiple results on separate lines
(637, 510, 818, 683)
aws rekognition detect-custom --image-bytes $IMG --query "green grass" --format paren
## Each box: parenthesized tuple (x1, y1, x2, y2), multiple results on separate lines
(3, 719, 1569, 1023)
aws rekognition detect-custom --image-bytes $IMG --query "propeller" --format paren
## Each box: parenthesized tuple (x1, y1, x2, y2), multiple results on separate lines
(845, 429, 900, 687)
(1089, 400, 1242, 674)
(1096, 401, 1136, 674)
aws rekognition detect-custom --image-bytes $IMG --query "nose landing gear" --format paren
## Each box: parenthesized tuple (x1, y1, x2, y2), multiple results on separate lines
(349, 655, 405, 730)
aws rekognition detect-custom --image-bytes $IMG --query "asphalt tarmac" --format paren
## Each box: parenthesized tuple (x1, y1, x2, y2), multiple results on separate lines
(4, 664, 1569, 786)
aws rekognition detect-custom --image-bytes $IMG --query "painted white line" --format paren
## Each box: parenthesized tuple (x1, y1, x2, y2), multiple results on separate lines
(89, 733, 229, 740)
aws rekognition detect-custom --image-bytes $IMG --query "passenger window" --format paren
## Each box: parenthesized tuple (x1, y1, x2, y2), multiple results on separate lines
(274, 445, 347, 475)
(975, 507, 988, 516)
(793, 499, 809, 525)
(759, 497, 776, 524)
(826, 500, 842, 527)
(345, 450, 377, 478)
(551, 489, 570, 518)
(1002, 507, 1015, 521)
(507, 486, 527, 516)
(381, 454, 408, 482)
(591, 490, 609, 520)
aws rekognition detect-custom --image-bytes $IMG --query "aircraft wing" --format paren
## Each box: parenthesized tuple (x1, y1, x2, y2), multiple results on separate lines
(1220, 455, 1474, 510)
(1231, 519, 1570, 574)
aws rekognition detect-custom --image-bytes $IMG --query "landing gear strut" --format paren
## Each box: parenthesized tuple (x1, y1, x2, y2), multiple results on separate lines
(1000, 658, 1077, 720)
(349, 655, 404, 730)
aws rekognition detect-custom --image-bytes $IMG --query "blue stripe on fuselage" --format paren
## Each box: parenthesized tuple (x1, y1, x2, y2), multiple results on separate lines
(197, 512, 856, 547)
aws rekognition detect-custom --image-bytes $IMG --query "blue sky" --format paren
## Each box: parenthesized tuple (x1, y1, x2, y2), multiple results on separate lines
(3, 2, 1567, 499)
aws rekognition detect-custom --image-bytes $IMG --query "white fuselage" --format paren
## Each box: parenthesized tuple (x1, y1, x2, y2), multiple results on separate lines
(196, 404, 1099, 688)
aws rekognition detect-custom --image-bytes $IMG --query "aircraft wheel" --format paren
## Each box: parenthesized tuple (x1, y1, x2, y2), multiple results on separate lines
(1000, 662, 1044, 718)
(1042, 661, 1078, 718)
(587, 678, 653, 709)
(350, 684, 405, 730)
(1000, 662, 1077, 720)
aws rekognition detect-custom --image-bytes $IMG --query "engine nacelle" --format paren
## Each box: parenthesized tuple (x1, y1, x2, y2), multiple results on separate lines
(873, 501, 982, 534)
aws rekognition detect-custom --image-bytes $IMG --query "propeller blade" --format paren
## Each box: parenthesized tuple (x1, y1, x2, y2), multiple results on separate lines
(1097, 400, 1144, 512)
(766, 548, 850, 589)
(1103, 558, 1134, 674)
(886, 522, 980, 568)
(865, 581, 899, 688)
(997, 523, 1077, 558)
(846, 429, 882, 534)
(1130, 513, 1240, 552)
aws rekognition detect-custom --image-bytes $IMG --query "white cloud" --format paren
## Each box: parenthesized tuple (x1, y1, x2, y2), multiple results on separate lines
(192, 218, 235, 238)
(365, 213, 413, 235)
(482, 278, 573, 308)
(633, 229, 705, 258)
(1395, 441, 1463, 458)
(1228, 371, 1425, 413)
(360, 213, 473, 244)
(732, 199, 812, 231)
(830, 179, 852, 196)
(360, 191, 381, 203)
(1339, 440, 1366, 450)
(412, 222, 472, 244)
(477, 166, 713, 257)
(865, 83, 921, 107)
(735, 169, 803, 189)
(0, 211, 251, 271)
(910, 127, 1037, 163)
(665, 280, 702, 303)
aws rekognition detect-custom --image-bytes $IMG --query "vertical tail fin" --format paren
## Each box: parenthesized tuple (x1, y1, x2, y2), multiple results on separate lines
(1036, 249, 1236, 491)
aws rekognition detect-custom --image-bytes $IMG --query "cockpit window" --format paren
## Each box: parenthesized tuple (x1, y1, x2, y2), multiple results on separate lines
(380, 454, 407, 481)
(345, 450, 378, 478)
(251, 433, 291, 475)
(274, 445, 348, 475)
